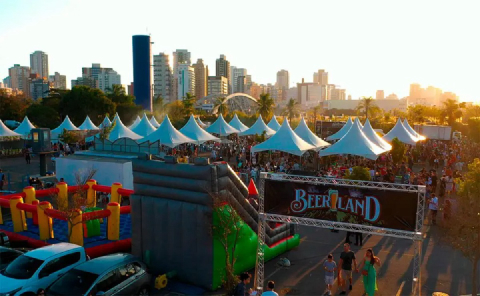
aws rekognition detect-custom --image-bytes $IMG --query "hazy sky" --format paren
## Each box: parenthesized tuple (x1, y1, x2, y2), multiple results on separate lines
(1, 0, 479, 102)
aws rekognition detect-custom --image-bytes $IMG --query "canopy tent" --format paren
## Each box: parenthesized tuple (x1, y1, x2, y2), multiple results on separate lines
(251, 119, 315, 156)
(106, 114, 142, 141)
(356, 117, 364, 128)
(267, 115, 281, 132)
(129, 115, 141, 129)
(229, 114, 249, 132)
(131, 113, 156, 137)
(140, 115, 196, 148)
(403, 119, 426, 140)
(51, 115, 80, 134)
(326, 117, 353, 141)
(383, 119, 419, 145)
(0, 120, 21, 137)
(78, 116, 99, 130)
(205, 114, 239, 136)
(294, 117, 330, 151)
(14, 116, 35, 138)
(180, 114, 220, 144)
(99, 115, 111, 128)
(361, 119, 392, 151)
(320, 120, 387, 160)
(149, 116, 160, 128)
(239, 115, 275, 136)
(197, 117, 207, 128)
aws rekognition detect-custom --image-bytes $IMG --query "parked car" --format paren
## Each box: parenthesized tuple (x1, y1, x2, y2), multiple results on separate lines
(0, 243, 88, 296)
(46, 253, 151, 296)
(0, 246, 25, 270)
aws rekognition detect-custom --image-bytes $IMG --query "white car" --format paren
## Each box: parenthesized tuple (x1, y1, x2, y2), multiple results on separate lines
(0, 243, 87, 296)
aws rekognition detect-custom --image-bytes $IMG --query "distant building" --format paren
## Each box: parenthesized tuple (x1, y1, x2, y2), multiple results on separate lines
(71, 77, 99, 89)
(208, 76, 228, 95)
(29, 74, 50, 100)
(3, 76, 11, 88)
(232, 67, 247, 93)
(132, 35, 152, 110)
(128, 83, 134, 96)
(48, 72, 67, 90)
(297, 80, 325, 109)
(385, 93, 398, 100)
(30, 51, 49, 79)
(317, 69, 328, 85)
(376, 90, 385, 100)
(8, 64, 31, 95)
(347, 94, 352, 100)
(330, 88, 346, 100)
(216, 55, 230, 93)
(245, 75, 252, 93)
(409, 83, 449, 106)
(177, 64, 195, 100)
(80, 63, 120, 92)
(248, 82, 261, 100)
(276, 69, 289, 90)
(324, 98, 408, 112)
(172, 49, 191, 100)
(193, 59, 208, 100)
(153, 53, 173, 102)
(97, 69, 121, 92)
(313, 72, 319, 84)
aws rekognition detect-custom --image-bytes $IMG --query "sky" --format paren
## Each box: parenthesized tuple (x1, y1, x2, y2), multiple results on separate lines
(1, 0, 479, 102)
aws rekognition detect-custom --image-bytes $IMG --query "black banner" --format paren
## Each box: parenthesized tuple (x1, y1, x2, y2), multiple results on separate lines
(264, 179, 419, 232)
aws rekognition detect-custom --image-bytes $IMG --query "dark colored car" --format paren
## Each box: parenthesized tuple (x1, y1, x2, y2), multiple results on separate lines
(0, 246, 25, 270)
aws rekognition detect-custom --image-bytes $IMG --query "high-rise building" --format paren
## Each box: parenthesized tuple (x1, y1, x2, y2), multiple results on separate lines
(71, 77, 99, 89)
(385, 93, 399, 100)
(48, 72, 67, 90)
(248, 83, 261, 100)
(245, 75, 252, 93)
(127, 83, 134, 96)
(297, 81, 324, 108)
(30, 51, 49, 79)
(317, 69, 328, 85)
(172, 49, 191, 100)
(193, 59, 208, 100)
(313, 72, 319, 84)
(80, 64, 121, 92)
(177, 63, 195, 100)
(276, 70, 289, 90)
(8, 64, 31, 94)
(232, 68, 247, 93)
(330, 88, 346, 100)
(208, 76, 228, 95)
(153, 53, 173, 102)
(29, 74, 50, 100)
(376, 90, 385, 100)
(216, 55, 230, 93)
(3, 76, 11, 88)
(132, 35, 153, 111)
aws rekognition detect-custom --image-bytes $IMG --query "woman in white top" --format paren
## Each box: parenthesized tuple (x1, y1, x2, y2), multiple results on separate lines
(445, 176, 454, 197)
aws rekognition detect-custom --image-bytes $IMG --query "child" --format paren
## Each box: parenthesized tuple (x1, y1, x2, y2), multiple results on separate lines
(323, 254, 337, 295)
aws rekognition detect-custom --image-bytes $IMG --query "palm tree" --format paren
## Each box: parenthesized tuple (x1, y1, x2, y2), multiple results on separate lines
(106, 84, 126, 96)
(283, 98, 299, 121)
(215, 97, 229, 117)
(357, 96, 375, 118)
(257, 93, 275, 120)
(442, 98, 466, 126)
(182, 92, 196, 116)
(153, 95, 167, 115)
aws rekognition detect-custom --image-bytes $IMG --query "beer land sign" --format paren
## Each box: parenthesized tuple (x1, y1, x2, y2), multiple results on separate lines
(264, 179, 419, 232)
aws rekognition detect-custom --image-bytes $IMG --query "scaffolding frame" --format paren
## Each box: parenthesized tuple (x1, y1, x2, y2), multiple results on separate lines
(254, 172, 425, 296)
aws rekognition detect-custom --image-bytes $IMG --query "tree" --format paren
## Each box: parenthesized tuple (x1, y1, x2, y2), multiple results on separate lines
(167, 100, 187, 127)
(215, 97, 229, 117)
(183, 92, 196, 116)
(442, 98, 466, 127)
(407, 105, 426, 123)
(153, 95, 167, 116)
(391, 137, 405, 164)
(344, 166, 371, 181)
(0, 91, 31, 121)
(357, 96, 375, 118)
(440, 158, 480, 296)
(106, 85, 134, 105)
(58, 129, 83, 144)
(98, 120, 116, 141)
(25, 104, 60, 129)
(257, 93, 275, 121)
(283, 98, 299, 121)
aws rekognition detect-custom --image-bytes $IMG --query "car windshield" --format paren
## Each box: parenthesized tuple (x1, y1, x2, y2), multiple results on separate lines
(0, 251, 22, 266)
(2, 254, 44, 279)
(47, 269, 98, 296)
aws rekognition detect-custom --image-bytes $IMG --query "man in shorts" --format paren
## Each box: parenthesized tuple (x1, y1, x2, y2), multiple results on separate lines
(338, 243, 358, 295)
(323, 254, 337, 295)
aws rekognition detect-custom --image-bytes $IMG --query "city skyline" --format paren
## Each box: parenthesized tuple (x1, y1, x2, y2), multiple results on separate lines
(1, 0, 479, 102)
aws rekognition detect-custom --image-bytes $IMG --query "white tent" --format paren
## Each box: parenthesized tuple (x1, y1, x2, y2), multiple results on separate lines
(99, 116, 111, 128)
(383, 119, 419, 145)
(239, 115, 275, 136)
(356, 117, 364, 129)
(326, 117, 353, 141)
(0, 120, 21, 137)
(14, 116, 35, 137)
(320, 120, 387, 160)
(131, 113, 156, 137)
(294, 117, 330, 151)
(107, 114, 142, 141)
(180, 114, 220, 144)
(267, 115, 281, 132)
(51, 115, 80, 134)
(149, 116, 160, 128)
(251, 119, 315, 156)
(361, 119, 392, 151)
(78, 116, 99, 130)
(197, 117, 207, 128)
(403, 119, 426, 140)
(205, 114, 239, 136)
(129, 115, 141, 129)
(229, 114, 249, 132)
(140, 115, 196, 148)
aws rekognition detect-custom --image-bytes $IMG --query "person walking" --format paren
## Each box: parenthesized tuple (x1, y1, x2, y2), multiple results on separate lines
(338, 243, 358, 295)
(428, 193, 439, 225)
(25, 149, 31, 164)
(358, 248, 381, 296)
(354, 232, 363, 246)
(262, 281, 279, 296)
(323, 254, 337, 295)
(234, 272, 252, 296)
(0, 169, 5, 191)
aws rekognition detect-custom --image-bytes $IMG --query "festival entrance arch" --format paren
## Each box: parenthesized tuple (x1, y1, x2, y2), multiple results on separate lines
(254, 173, 426, 295)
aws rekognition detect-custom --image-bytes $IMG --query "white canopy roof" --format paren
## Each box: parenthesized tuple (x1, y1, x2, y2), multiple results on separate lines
(140, 115, 196, 148)
(294, 117, 330, 151)
(197, 117, 207, 128)
(403, 119, 426, 140)
(205, 114, 239, 136)
(129, 115, 141, 129)
(229, 114, 249, 132)
(51, 115, 79, 134)
(78, 116, 99, 130)
(320, 120, 387, 160)
(252, 119, 315, 156)
(383, 119, 419, 145)
(362, 119, 392, 151)
(99, 116, 111, 128)
(131, 113, 156, 137)
(180, 114, 220, 144)
(0, 120, 21, 137)
(14, 116, 35, 137)
(267, 115, 281, 131)
(108, 114, 142, 141)
(239, 115, 275, 136)
(149, 116, 160, 128)
(326, 117, 353, 141)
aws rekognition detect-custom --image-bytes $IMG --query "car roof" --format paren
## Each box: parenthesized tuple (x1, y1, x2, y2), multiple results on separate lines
(74, 253, 136, 275)
(0, 246, 24, 255)
(25, 243, 82, 260)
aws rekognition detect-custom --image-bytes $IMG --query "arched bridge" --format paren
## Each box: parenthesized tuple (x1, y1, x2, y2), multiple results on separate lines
(196, 93, 258, 114)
